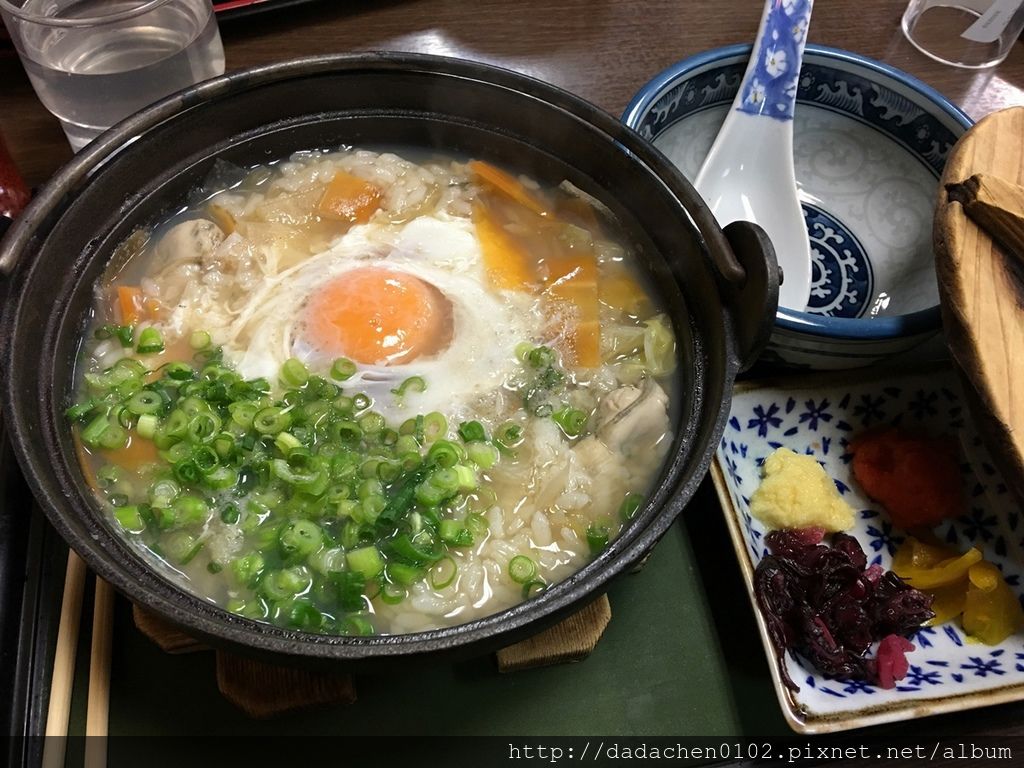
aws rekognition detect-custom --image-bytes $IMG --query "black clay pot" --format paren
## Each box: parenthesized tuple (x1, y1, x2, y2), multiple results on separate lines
(0, 53, 777, 667)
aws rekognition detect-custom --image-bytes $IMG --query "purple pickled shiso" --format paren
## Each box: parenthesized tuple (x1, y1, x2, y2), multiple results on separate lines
(753, 528, 934, 691)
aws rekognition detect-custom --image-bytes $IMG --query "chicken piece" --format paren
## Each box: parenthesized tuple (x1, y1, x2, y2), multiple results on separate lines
(572, 437, 629, 520)
(571, 378, 672, 519)
(594, 378, 671, 458)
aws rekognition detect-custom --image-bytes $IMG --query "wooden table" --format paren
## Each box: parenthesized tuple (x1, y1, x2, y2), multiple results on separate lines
(3, 0, 1024, 760)
(3, 0, 1023, 186)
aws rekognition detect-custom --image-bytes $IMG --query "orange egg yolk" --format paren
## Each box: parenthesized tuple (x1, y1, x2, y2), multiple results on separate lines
(302, 267, 452, 365)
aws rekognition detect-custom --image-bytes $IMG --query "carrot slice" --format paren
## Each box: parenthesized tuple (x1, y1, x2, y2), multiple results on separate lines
(545, 253, 600, 367)
(318, 171, 382, 223)
(469, 160, 548, 217)
(473, 203, 538, 292)
(599, 273, 648, 316)
(117, 286, 143, 325)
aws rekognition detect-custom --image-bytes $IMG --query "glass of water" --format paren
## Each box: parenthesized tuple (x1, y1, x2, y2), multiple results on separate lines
(902, 0, 1024, 68)
(0, 0, 225, 151)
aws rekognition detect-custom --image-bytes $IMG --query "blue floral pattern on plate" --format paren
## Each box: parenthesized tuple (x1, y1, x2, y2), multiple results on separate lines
(712, 368, 1024, 730)
(736, 0, 812, 121)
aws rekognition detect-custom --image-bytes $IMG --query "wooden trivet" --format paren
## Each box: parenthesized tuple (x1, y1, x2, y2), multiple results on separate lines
(935, 106, 1024, 499)
(133, 594, 612, 717)
(132, 603, 207, 654)
(496, 595, 612, 672)
(216, 651, 357, 719)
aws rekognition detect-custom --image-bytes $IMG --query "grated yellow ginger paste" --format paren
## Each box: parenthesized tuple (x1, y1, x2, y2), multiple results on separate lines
(749, 448, 855, 532)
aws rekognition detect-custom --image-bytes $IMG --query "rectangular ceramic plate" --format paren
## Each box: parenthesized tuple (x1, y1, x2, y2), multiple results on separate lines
(710, 365, 1024, 733)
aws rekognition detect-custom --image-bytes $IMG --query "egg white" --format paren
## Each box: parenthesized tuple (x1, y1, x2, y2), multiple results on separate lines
(219, 214, 542, 423)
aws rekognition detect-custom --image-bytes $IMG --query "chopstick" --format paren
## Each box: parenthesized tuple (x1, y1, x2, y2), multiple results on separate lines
(41, 551, 87, 768)
(84, 578, 115, 768)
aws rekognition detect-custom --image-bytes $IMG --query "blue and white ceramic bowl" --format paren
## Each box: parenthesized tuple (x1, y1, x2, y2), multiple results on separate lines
(624, 45, 973, 369)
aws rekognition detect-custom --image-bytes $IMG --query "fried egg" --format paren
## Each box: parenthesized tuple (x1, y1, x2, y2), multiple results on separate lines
(219, 214, 540, 421)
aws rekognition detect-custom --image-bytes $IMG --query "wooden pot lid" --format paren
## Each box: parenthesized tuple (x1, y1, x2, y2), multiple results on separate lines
(935, 107, 1024, 499)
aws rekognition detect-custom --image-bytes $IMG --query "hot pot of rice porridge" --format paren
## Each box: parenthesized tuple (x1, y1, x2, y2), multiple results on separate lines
(0, 54, 778, 664)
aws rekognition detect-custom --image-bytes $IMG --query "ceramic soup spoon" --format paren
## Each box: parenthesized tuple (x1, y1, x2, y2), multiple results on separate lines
(694, 0, 813, 310)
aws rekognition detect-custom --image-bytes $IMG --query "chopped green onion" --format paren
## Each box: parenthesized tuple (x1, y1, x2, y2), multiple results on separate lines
(204, 466, 238, 490)
(326, 420, 358, 443)
(170, 495, 210, 528)
(253, 407, 291, 435)
(162, 530, 203, 564)
(343, 614, 375, 636)
(225, 404, 254, 432)
(125, 389, 163, 415)
(429, 467, 460, 494)
(494, 421, 524, 451)
(274, 431, 302, 455)
(80, 415, 128, 450)
(427, 439, 462, 468)
(136, 413, 158, 439)
(380, 582, 407, 604)
(231, 552, 265, 588)
(522, 579, 547, 599)
(452, 463, 478, 491)
(422, 412, 447, 442)
(619, 492, 643, 521)
(330, 358, 357, 381)
(391, 375, 426, 397)
(352, 393, 372, 412)
(280, 357, 309, 388)
(586, 522, 610, 556)
(261, 566, 312, 599)
(457, 420, 487, 442)
(346, 546, 384, 580)
(465, 441, 498, 470)
(465, 512, 490, 539)
(279, 519, 323, 559)
(164, 362, 195, 381)
(439, 518, 473, 547)
(386, 562, 423, 586)
(514, 341, 534, 361)
(96, 324, 134, 347)
(388, 533, 441, 565)
(308, 547, 346, 575)
(136, 327, 165, 354)
(220, 503, 240, 525)
(149, 479, 180, 509)
(508, 555, 537, 584)
(526, 345, 556, 368)
(189, 330, 211, 350)
(414, 479, 447, 507)
(394, 434, 420, 455)
(114, 505, 146, 534)
(429, 556, 458, 589)
(552, 406, 588, 437)
(358, 411, 385, 435)
(65, 400, 96, 422)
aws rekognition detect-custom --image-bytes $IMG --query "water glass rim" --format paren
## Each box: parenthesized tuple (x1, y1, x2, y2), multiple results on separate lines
(0, 0, 178, 26)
